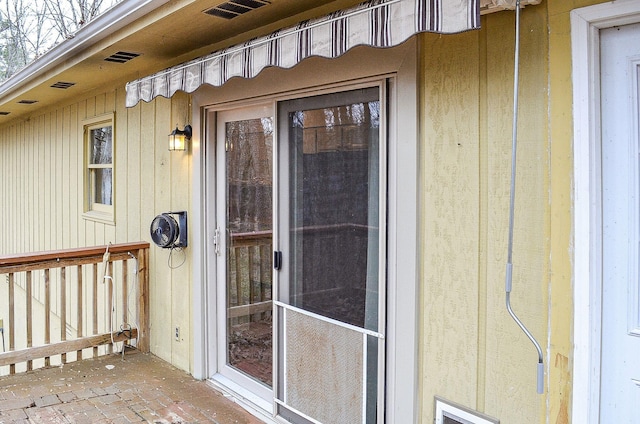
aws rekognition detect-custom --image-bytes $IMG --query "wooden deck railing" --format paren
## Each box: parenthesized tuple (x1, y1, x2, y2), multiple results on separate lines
(0, 242, 149, 375)
(228, 231, 272, 322)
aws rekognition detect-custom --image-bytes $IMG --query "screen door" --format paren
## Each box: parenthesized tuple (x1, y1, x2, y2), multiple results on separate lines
(275, 86, 386, 424)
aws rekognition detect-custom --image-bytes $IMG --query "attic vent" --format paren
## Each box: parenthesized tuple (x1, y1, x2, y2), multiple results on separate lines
(435, 397, 499, 424)
(204, 0, 269, 19)
(18, 100, 38, 104)
(51, 81, 75, 89)
(104, 51, 140, 63)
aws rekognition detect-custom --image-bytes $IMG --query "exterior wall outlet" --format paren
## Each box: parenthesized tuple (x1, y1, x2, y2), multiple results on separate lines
(174, 326, 180, 341)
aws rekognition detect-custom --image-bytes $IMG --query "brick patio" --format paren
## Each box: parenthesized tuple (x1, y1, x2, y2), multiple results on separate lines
(0, 350, 264, 423)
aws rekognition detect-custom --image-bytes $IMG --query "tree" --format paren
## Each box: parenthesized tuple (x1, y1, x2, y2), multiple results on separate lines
(0, 0, 116, 81)
(43, 0, 109, 40)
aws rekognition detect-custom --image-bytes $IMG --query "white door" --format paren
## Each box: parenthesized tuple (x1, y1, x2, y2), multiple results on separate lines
(600, 22, 640, 423)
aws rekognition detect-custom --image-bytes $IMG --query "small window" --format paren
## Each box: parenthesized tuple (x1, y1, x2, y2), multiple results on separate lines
(83, 113, 114, 222)
(435, 397, 499, 424)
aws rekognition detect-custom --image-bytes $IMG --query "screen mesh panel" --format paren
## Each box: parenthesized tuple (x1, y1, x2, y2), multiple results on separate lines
(285, 310, 364, 424)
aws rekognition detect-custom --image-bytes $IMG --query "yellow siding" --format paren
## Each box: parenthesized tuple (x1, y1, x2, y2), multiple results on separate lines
(419, 5, 549, 423)
(419, 1, 613, 423)
(0, 88, 192, 372)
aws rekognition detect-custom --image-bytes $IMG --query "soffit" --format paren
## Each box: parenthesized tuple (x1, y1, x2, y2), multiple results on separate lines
(0, 0, 364, 122)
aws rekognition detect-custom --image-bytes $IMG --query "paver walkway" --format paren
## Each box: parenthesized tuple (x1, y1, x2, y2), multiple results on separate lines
(0, 350, 264, 424)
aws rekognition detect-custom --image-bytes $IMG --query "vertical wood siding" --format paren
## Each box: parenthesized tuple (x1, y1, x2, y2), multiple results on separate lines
(419, 5, 550, 424)
(0, 88, 192, 372)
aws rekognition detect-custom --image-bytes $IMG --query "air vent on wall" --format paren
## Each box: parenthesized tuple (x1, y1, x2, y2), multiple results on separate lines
(435, 397, 499, 424)
(204, 0, 270, 19)
(51, 81, 75, 89)
(104, 51, 140, 64)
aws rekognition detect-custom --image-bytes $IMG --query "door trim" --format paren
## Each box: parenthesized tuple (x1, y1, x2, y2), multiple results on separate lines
(571, 2, 640, 423)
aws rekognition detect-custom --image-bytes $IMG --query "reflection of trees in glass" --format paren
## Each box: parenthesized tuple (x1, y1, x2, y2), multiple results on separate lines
(292, 102, 379, 129)
(90, 126, 112, 164)
(94, 168, 112, 205)
(293, 102, 379, 152)
(89, 125, 112, 205)
(226, 118, 273, 233)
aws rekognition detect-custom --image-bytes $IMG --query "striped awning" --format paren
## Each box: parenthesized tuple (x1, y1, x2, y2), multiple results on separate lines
(125, 0, 479, 107)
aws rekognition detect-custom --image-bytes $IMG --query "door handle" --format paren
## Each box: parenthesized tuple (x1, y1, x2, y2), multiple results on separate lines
(273, 251, 282, 270)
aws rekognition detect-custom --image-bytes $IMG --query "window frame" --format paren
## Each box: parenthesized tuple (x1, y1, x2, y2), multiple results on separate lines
(82, 112, 115, 223)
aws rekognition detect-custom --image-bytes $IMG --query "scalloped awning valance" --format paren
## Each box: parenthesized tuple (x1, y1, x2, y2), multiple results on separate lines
(125, 0, 479, 107)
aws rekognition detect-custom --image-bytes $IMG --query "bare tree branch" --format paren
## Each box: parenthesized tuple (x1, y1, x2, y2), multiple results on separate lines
(0, 0, 117, 80)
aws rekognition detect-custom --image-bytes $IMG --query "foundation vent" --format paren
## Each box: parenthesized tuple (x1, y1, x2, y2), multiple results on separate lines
(435, 397, 499, 424)
(204, 0, 270, 20)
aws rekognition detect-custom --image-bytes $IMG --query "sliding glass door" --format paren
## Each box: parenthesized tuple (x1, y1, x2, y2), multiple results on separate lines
(212, 86, 386, 423)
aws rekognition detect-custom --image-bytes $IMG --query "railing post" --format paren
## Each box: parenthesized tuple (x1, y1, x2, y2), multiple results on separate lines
(137, 247, 150, 353)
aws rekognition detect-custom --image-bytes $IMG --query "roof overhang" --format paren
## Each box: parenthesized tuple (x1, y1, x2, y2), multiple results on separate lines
(0, 0, 541, 121)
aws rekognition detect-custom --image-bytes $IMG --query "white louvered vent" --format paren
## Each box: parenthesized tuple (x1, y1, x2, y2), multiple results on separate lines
(435, 397, 500, 424)
(480, 0, 542, 15)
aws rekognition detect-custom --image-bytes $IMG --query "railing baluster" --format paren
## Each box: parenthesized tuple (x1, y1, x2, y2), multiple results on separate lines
(122, 258, 128, 348)
(61, 267, 67, 364)
(260, 244, 267, 320)
(249, 245, 255, 322)
(77, 266, 83, 360)
(8, 272, 15, 374)
(235, 245, 241, 309)
(92, 263, 98, 358)
(107, 261, 113, 354)
(26, 271, 32, 371)
(44, 268, 50, 367)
